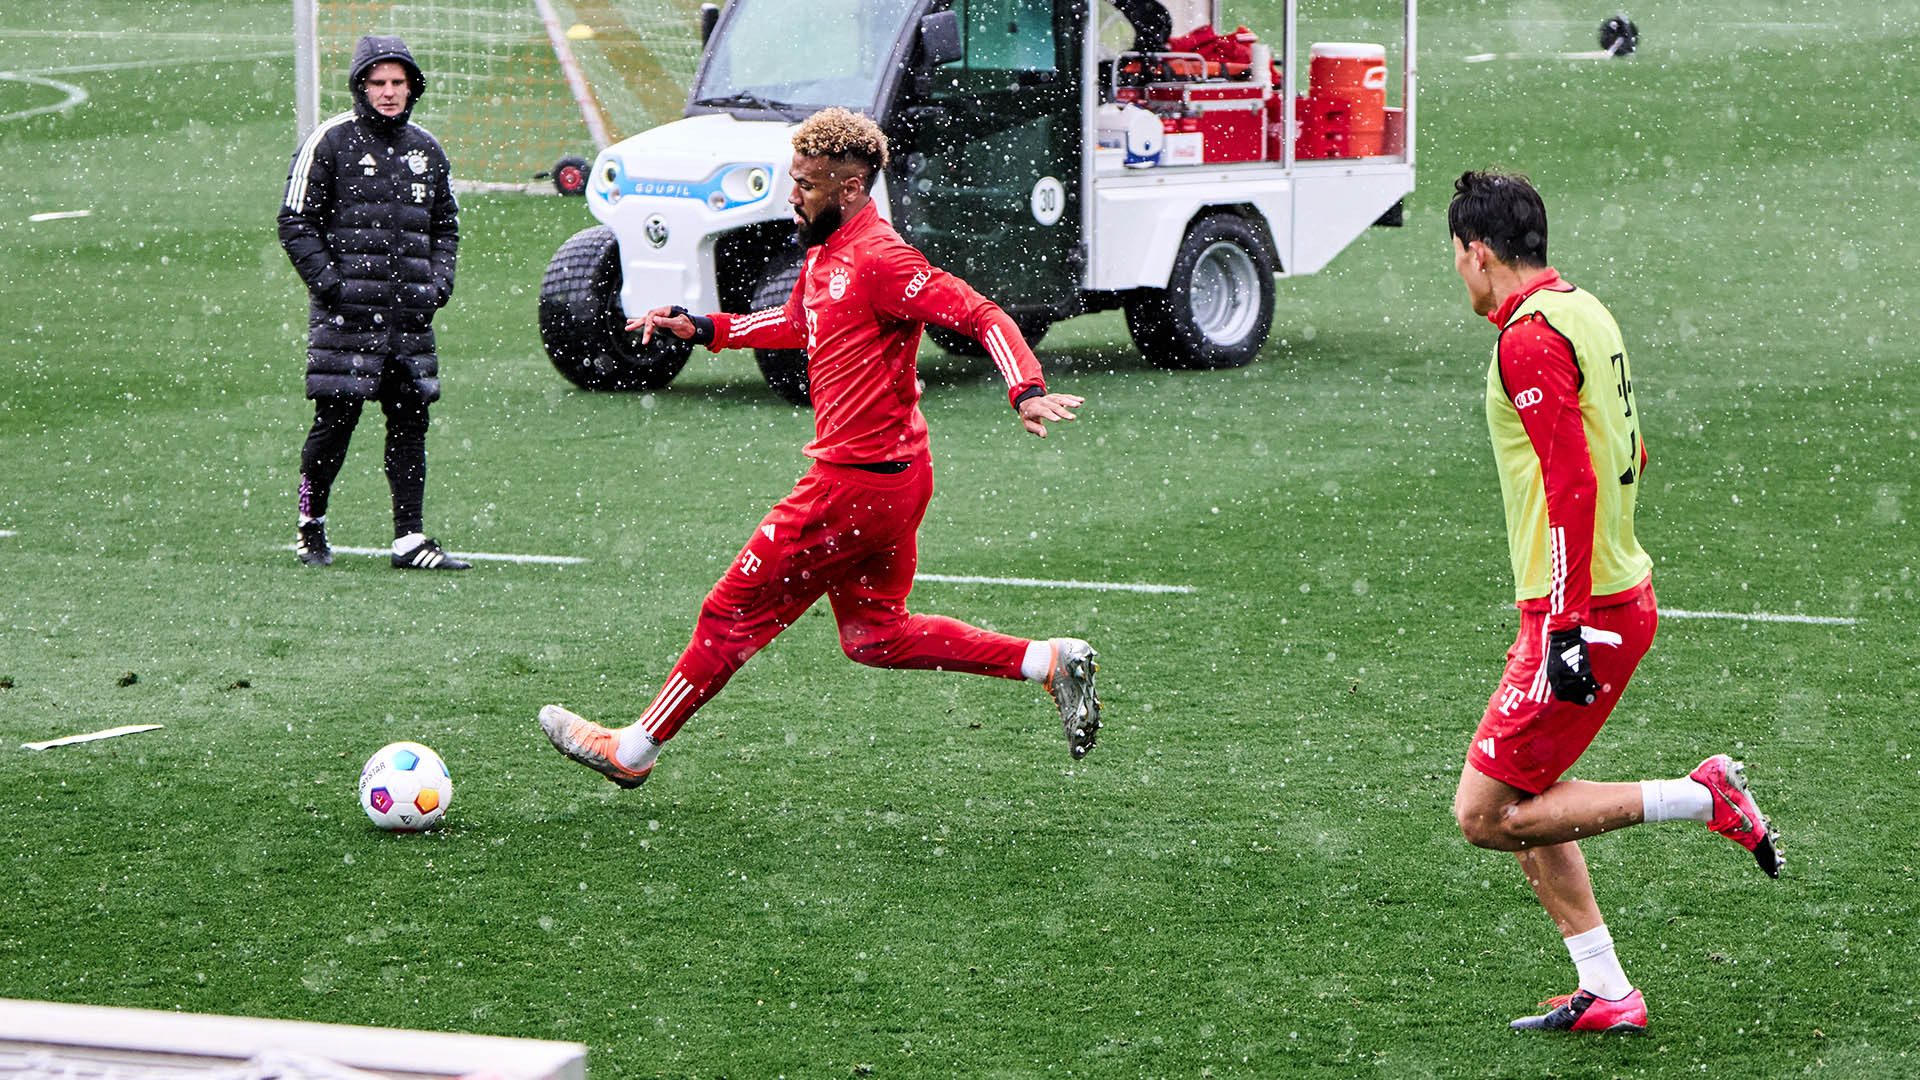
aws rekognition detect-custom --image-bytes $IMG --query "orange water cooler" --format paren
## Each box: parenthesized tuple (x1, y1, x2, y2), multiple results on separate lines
(1294, 42, 1387, 160)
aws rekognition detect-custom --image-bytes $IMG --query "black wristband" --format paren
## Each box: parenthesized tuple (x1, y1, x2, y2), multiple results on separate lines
(670, 306, 715, 346)
(1012, 385, 1045, 407)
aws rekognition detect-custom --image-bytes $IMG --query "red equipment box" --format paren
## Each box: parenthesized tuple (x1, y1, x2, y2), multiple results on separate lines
(1146, 82, 1267, 164)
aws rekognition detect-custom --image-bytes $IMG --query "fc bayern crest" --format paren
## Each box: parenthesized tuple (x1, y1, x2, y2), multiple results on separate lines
(827, 266, 850, 300)
(404, 149, 428, 175)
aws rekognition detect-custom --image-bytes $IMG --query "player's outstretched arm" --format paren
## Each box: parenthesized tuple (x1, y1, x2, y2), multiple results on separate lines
(630, 304, 804, 352)
(1016, 391, 1084, 438)
(627, 306, 696, 343)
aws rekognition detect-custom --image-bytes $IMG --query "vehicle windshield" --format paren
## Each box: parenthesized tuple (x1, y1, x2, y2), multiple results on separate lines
(692, 0, 921, 114)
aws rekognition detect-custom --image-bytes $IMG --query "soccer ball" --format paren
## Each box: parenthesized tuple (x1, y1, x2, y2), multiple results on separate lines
(358, 741, 452, 831)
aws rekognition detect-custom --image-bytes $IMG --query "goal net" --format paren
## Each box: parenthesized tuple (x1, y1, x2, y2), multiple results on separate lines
(294, 0, 705, 191)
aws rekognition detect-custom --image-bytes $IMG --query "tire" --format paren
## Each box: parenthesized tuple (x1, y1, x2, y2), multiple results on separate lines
(552, 155, 589, 196)
(538, 225, 691, 391)
(750, 248, 810, 406)
(926, 313, 1050, 357)
(1124, 213, 1275, 370)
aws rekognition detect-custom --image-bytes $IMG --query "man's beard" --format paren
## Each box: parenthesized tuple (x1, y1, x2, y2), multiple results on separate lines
(796, 203, 843, 247)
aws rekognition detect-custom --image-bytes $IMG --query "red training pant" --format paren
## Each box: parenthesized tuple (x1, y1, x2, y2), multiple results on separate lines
(635, 455, 1028, 741)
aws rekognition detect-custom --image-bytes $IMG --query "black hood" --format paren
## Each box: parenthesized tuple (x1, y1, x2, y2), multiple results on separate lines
(348, 35, 425, 129)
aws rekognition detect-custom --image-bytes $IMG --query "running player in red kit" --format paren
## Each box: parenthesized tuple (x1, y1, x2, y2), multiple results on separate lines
(1446, 171, 1782, 1034)
(537, 108, 1100, 787)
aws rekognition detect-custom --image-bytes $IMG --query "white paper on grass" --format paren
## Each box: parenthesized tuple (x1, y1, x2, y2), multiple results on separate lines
(21, 724, 163, 751)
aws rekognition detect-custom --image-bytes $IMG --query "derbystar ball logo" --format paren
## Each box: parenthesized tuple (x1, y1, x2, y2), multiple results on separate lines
(828, 267, 850, 300)
(903, 268, 931, 299)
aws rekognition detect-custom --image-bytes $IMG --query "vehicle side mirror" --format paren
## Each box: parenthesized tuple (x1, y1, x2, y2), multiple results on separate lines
(919, 11, 963, 67)
(699, 3, 720, 46)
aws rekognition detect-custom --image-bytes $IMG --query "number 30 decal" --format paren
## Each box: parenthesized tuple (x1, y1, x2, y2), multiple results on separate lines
(1030, 177, 1064, 226)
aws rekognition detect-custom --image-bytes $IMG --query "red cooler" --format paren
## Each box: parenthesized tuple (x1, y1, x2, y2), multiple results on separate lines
(1147, 82, 1267, 163)
(1296, 42, 1387, 159)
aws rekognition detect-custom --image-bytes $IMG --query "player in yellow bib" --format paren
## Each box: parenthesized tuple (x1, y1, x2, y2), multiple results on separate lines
(1446, 171, 1783, 1034)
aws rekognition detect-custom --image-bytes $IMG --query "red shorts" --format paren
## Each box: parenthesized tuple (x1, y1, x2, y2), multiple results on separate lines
(1467, 577, 1658, 794)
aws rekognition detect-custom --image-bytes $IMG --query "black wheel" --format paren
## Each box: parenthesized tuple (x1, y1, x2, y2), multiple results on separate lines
(538, 225, 691, 391)
(1124, 213, 1275, 370)
(552, 155, 589, 196)
(926, 313, 1050, 357)
(750, 247, 810, 406)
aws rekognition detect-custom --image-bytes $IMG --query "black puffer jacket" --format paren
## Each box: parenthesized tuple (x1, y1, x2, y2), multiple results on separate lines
(279, 36, 458, 402)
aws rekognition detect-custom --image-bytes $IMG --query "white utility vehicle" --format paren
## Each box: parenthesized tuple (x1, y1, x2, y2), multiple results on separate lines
(538, 0, 1416, 404)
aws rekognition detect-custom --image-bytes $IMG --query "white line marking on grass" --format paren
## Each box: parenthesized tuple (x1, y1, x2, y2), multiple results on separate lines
(14, 52, 291, 78)
(27, 210, 90, 222)
(1465, 50, 1619, 63)
(0, 529, 14, 536)
(0, 28, 290, 41)
(917, 573, 1193, 595)
(22, 724, 163, 751)
(283, 544, 586, 565)
(1661, 608, 1857, 626)
(0, 73, 87, 122)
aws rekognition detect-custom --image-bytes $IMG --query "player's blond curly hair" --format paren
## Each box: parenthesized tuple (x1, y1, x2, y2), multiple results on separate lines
(792, 107, 889, 180)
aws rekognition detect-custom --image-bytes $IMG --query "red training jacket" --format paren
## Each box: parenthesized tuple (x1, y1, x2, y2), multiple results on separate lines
(707, 201, 1046, 464)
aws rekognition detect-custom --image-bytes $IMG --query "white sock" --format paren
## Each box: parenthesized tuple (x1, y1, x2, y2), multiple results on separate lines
(1641, 777, 1714, 823)
(299, 514, 323, 526)
(393, 531, 426, 555)
(615, 728, 662, 771)
(1020, 639, 1054, 682)
(1565, 924, 1633, 1000)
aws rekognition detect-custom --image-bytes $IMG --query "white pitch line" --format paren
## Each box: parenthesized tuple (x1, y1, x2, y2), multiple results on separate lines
(917, 573, 1192, 595)
(0, 72, 87, 122)
(1465, 50, 1620, 63)
(0, 28, 291, 41)
(10, 52, 291, 78)
(0, 529, 14, 537)
(28, 210, 90, 222)
(1661, 608, 1857, 626)
(285, 544, 586, 565)
(22, 724, 164, 751)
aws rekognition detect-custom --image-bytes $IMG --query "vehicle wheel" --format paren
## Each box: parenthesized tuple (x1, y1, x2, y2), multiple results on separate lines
(539, 225, 691, 391)
(1124, 213, 1274, 370)
(552, 155, 589, 196)
(926, 313, 1050, 357)
(751, 247, 810, 406)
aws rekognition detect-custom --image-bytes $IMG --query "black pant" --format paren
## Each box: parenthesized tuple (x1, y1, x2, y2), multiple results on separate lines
(298, 365, 431, 538)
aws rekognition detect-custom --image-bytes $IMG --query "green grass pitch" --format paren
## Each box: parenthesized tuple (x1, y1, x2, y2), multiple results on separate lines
(1, 1, 1916, 1076)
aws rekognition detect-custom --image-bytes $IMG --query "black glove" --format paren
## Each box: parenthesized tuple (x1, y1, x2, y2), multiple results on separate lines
(1545, 627, 1599, 705)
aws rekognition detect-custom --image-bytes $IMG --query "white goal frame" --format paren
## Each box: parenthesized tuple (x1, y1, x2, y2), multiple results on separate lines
(0, 997, 586, 1080)
(291, 0, 612, 189)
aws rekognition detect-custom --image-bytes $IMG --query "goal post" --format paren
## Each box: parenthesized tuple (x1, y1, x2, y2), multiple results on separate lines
(291, 0, 704, 192)
(0, 997, 587, 1080)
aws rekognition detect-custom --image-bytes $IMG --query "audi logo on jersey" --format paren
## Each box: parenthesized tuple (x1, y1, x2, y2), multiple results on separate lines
(1514, 387, 1544, 409)
(903, 268, 932, 299)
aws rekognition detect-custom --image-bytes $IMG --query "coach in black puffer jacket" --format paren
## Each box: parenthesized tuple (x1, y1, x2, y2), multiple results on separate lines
(278, 34, 468, 571)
